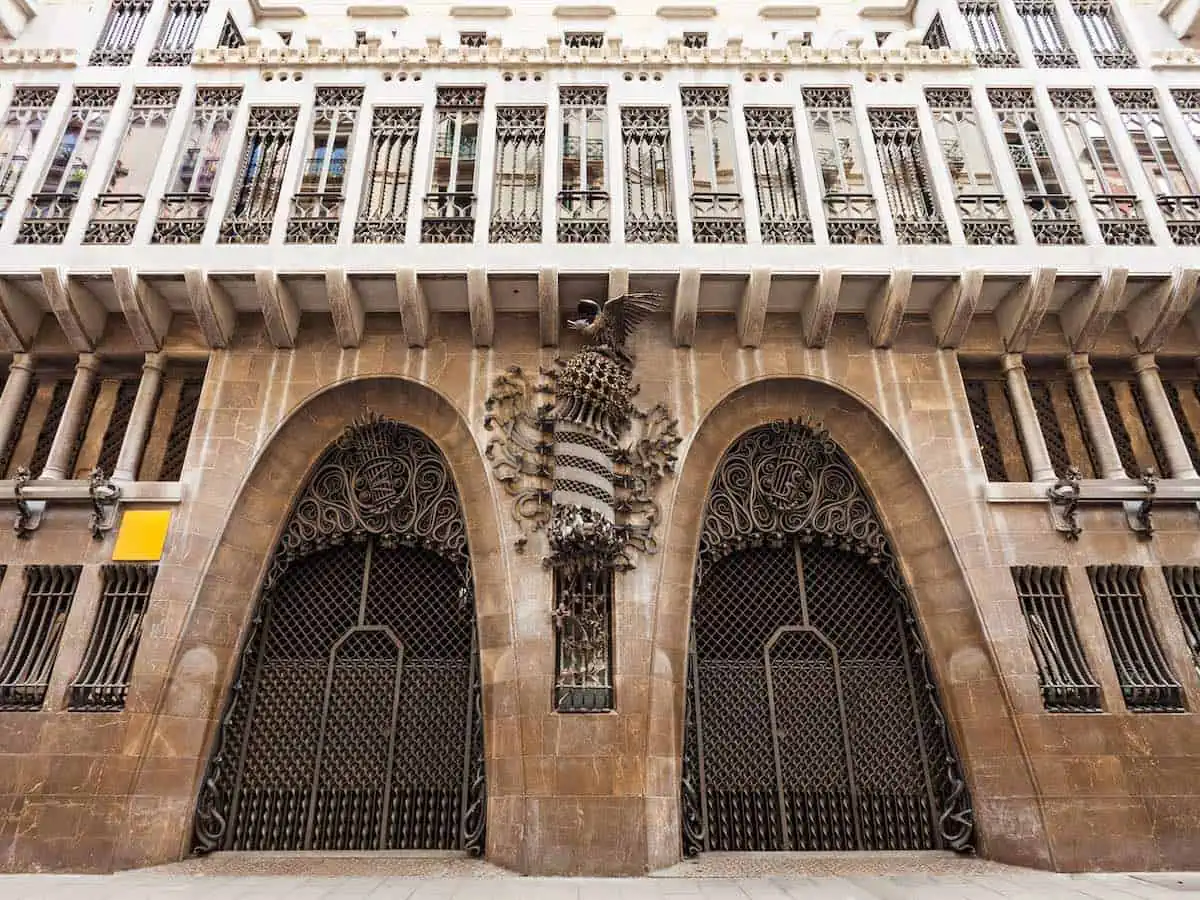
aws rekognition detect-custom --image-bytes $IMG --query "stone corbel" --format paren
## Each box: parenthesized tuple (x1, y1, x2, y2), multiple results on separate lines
(40, 266, 106, 352)
(0, 277, 45, 351)
(1060, 267, 1128, 353)
(113, 266, 172, 352)
(866, 268, 911, 349)
(673, 268, 701, 348)
(254, 268, 300, 348)
(466, 267, 494, 348)
(396, 267, 430, 348)
(931, 268, 983, 349)
(184, 268, 238, 349)
(801, 268, 840, 348)
(997, 266, 1055, 353)
(737, 268, 771, 348)
(325, 268, 365, 348)
(1126, 268, 1198, 352)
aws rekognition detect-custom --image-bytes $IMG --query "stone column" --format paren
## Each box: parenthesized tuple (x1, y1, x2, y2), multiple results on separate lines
(0, 353, 35, 462)
(1133, 354, 1198, 479)
(1067, 353, 1126, 480)
(1002, 353, 1056, 482)
(41, 353, 100, 480)
(112, 352, 167, 483)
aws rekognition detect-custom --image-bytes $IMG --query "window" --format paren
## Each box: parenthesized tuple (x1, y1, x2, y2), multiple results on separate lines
(745, 106, 812, 243)
(84, 87, 179, 245)
(958, 1, 1018, 66)
(219, 106, 300, 244)
(803, 87, 880, 244)
(0, 87, 57, 225)
(68, 565, 156, 711)
(1163, 567, 1200, 679)
(1013, 0, 1076, 67)
(926, 88, 1014, 244)
(1090, 362, 1169, 478)
(2, 371, 74, 479)
(1012, 566, 1102, 711)
(868, 107, 948, 244)
(683, 31, 708, 49)
(149, 0, 210, 65)
(277, 30, 292, 45)
(922, 14, 949, 49)
(354, 29, 368, 47)
(91, 0, 154, 66)
(961, 361, 1031, 482)
(490, 106, 546, 243)
(459, 31, 487, 47)
(874, 31, 891, 46)
(564, 31, 604, 49)
(1070, 0, 1135, 67)
(217, 13, 244, 49)
(621, 106, 677, 243)
(287, 87, 363, 244)
(144, 370, 204, 481)
(1160, 370, 1200, 473)
(355, 106, 421, 244)
(421, 86, 483, 243)
(0, 566, 81, 710)
(1026, 361, 1099, 478)
(681, 87, 744, 243)
(558, 86, 609, 243)
(153, 86, 242, 244)
(554, 567, 613, 712)
(1087, 566, 1183, 712)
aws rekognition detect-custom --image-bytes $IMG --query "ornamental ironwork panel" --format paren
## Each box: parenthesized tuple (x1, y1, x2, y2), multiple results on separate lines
(0, 566, 80, 710)
(1162, 567, 1200, 678)
(155, 376, 203, 481)
(192, 416, 485, 855)
(68, 564, 155, 711)
(1162, 380, 1200, 471)
(554, 567, 613, 711)
(28, 379, 72, 477)
(564, 31, 605, 49)
(355, 106, 421, 244)
(0, 377, 34, 477)
(149, 0, 209, 65)
(803, 88, 881, 245)
(91, 0, 153, 66)
(1012, 566, 1101, 711)
(1013, 0, 1077, 67)
(964, 380, 1008, 481)
(868, 108, 949, 244)
(218, 13, 244, 49)
(422, 90, 483, 243)
(1070, 0, 1135, 67)
(682, 88, 744, 243)
(220, 106, 299, 243)
(958, 1, 1019, 66)
(922, 14, 949, 49)
(559, 87, 609, 243)
(622, 107, 677, 243)
(681, 422, 973, 857)
(490, 106, 546, 243)
(94, 378, 140, 475)
(745, 107, 812, 244)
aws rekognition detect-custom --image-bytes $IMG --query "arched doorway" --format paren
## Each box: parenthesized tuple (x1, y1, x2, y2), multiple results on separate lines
(192, 415, 486, 854)
(680, 421, 972, 855)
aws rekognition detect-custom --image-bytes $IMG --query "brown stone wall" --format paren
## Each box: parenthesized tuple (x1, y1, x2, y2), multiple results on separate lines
(0, 310, 1198, 874)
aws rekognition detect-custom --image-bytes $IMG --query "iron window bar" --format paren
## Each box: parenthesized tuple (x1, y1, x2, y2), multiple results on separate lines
(682, 31, 708, 49)
(563, 31, 604, 49)
(0, 566, 81, 710)
(1013, 0, 1077, 67)
(91, 0, 153, 66)
(681, 87, 745, 243)
(0, 88, 58, 226)
(868, 108, 949, 244)
(958, 1, 1019, 66)
(559, 87, 609, 243)
(149, 0, 209, 65)
(962, 373, 1032, 482)
(621, 106, 678, 243)
(217, 13, 244, 49)
(553, 567, 614, 712)
(68, 565, 156, 711)
(1160, 378, 1200, 473)
(1069, 0, 1135, 67)
(220, 106, 300, 244)
(1162, 567, 1200, 680)
(1012, 566, 1102, 711)
(421, 87, 484, 243)
(744, 106, 812, 244)
(803, 87, 881, 245)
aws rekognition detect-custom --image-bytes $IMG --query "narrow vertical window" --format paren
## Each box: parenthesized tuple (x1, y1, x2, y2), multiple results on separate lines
(84, 87, 179, 245)
(558, 86, 608, 243)
(1070, 0, 1135, 67)
(0, 86, 57, 225)
(217, 13, 244, 49)
(153, 86, 242, 244)
(489, 106, 546, 243)
(1090, 363, 1169, 478)
(68, 565, 156, 711)
(1050, 89, 1150, 245)
(1012, 566, 1102, 711)
(1162, 567, 1200, 679)
(745, 106, 811, 243)
(354, 106, 421, 243)
(0, 566, 81, 710)
(1160, 371, 1200, 473)
(868, 107, 948, 243)
(958, 1, 1018, 66)
(1026, 363, 1099, 478)
(922, 14, 949, 48)
(18, 87, 119, 245)
(926, 88, 1014, 244)
(1087, 566, 1184, 712)
(1013, 0, 1077, 67)
(91, 0, 154, 66)
(803, 87, 880, 244)
(554, 567, 614, 712)
(149, 0, 209, 65)
(987, 87, 1084, 244)
(961, 362, 1032, 481)
(563, 31, 604, 49)
(137, 365, 206, 481)
(286, 87, 363, 244)
(5, 375, 74, 479)
(0, 373, 35, 477)
(1113, 89, 1199, 246)
(682, 31, 708, 49)
(219, 105, 299, 243)
(421, 86, 483, 243)
(681, 87, 744, 243)
(621, 106, 677, 242)
(459, 31, 487, 47)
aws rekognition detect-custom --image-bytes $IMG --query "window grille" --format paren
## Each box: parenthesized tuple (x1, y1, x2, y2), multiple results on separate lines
(803, 87, 880, 244)
(459, 31, 486, 47)
(154, 86, 242, 244)
(0, 376, 35, 477)
(683, 31, 708, 49)
(554, 567, 613, 712)
(1027, 373, 1097, 478)
(1090, 371, 1169, 478)
(93, 378, 140, 476)
(1111, 89, 1199, 246)
(558, 86, 609, 243)
(0, 87, 57, 226)
(745, 107, 812, 243)
(1087, 566, 1183, 712)
(287, 87, 363, 244)
(0, 566, 81, 710)
(621, 106, 677, 243)
(564, 31, 604, 49)
(1161, 376, 1200, 472)
(1070, 0, 1134, 67)
(149, 0, 209, 65)
(962, 373, 1030, 481)
(217, 13, 244, 49)
(922, 14, 949, 49)
(28, 378, 73, 477)
(1013, 0, 1077, 67)
(421, 87, 484, 243)
(355, 106, 421, 243)
(68, 565, 156, 711)
(958, 1, 1018, 66)
(220, 106, 299, 244)
(926, 88, 1014, 244)
(987, 88, 1083, 245)
(84, 87, 180, 245)
(1012, 566, 1102, 711)
(490, 106, 546, 243)
(1162, 566, 1200, 678)
(18, 87, 119, 245)
(1050, 89, 1149, 245)
(681, 87, 744, 243)
(141, 372, 204, 481)
(868, 108, 949, 244)
(91, 0, 153, 66)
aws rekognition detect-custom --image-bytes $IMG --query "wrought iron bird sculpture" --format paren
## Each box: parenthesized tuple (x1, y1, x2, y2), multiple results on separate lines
(567, 291, 662, 363)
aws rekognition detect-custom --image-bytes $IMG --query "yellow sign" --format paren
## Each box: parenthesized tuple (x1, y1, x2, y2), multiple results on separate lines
(112, 509, 172, 561)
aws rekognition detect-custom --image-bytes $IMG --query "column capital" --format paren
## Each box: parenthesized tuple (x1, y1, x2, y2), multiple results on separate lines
(1066, 352, 1091, 373)
(1000, 353, 1025, 374)
(143, 351, 168, 374)
(9, 352, 35, 372)
(1131, 353, 1159, 375)
(75, 352, 101, 373)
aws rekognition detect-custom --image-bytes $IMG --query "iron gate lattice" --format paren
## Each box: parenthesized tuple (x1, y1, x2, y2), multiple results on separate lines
(681, 421, 973, 856)
(192, 416, 486, 855)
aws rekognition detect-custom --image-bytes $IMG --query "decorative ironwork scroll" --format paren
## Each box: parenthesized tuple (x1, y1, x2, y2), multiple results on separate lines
(681, 421, 974, 856)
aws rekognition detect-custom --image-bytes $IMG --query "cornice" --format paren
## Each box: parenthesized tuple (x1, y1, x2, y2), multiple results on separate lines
(758, 5, 820, 18)
(249, 0, 306, 18)
(346, 3, 409, 16)
(656, 4, 717, 17)
(448, 4, 512, 16)
(552, 5, 616, 18)
(0, 46, 76, 67)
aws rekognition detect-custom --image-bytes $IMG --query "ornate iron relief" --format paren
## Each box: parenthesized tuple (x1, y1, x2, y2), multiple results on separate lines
(560, 86, 607, 106)
(801, 87, 853, 109)
(435, 86, 485, 109)
(621, 107, 678, 243)
(745, 107, 813, 244)
(489, 106, 547, 243)
(1047, 466, 1083, 538)
(11, 86, 58, 108)
(1174, 89, 1200, 111)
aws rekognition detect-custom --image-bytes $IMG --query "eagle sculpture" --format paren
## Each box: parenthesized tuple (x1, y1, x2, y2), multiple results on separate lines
(567, 291, 662, 363)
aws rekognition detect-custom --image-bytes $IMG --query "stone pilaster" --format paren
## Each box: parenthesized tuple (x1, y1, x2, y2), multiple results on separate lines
(1067, 353, 1126, 479)
(1132, 354, 1198, 479)
(0, 353, 35, 461)
(1002, 353, 1056, 482)
(112, 352, 167, 482)
(41, 353, 100, 480)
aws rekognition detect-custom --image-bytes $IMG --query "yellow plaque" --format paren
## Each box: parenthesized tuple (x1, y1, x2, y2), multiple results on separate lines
(112, 509, 172, 561)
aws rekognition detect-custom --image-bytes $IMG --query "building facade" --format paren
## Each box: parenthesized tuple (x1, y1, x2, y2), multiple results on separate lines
(1, 0, 1200, 877)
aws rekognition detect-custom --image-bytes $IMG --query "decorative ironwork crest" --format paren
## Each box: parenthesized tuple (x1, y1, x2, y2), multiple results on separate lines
(987, 87, 1035, 110)
(1110, 89, 1157, 110)
(924, 88, 973, 110)
(801, 86, 853, 109)
(1049, 88, 1097, 111)
(681, 86, 730, 109)
(436, 86, 486, 108)
(11, 87, 58, 108)
(560, 86, 607, 106)
(195, 86, 243, 108)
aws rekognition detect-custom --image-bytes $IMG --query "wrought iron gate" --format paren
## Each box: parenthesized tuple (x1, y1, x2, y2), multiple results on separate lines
(681, 421, 973, 855)
(192, 416, 486, 854)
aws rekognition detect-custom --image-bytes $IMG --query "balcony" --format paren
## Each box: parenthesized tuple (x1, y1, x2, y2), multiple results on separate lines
(83, 192, 144, 245)
(17, 192, 79, 244)
(956, 192, 1016, 244)
(689, 192, 746, 244)
(1156, 194, 1200, 245)
(557, 190, 609, 243)
(153, 192, 213, 244)
(421, 191, 476, 243)
(1089, 193, 1151, 246)
(286, 191, 344, 244)
(822, 192, 881, 245)
(1024, 193, 1085, 245)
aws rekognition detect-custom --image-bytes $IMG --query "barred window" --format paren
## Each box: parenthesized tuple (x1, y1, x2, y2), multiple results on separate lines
(868, 107, 948, 244)
(137, 366, 205, 482)
(1162, 566, 1200, 678)
(217, 13, 244, 49)
(91, 0, 153, 66)
(1090, 362, 1169, 478)
(745, 106, 812, 244)
(287, 87, 363, 245)
(220, 106, 300, 244)
(1087, 566, 1183, 712)
(961, 363, 1030, 482)
(149, 0, 210, 66)
(1027, 362, 1098, 479)
(922, 14, 949, 49)
(803, 87, 880, 244)
(489, 106, 546, 243)
(459, 31, 486, 47)
(958, 1, 1018, 66)
(1012, 566, 1101, 711)
(2, 368, 75, 479)
(559, 86, 609, 243)
(421, 87, 484, 244)
(1013, 0, 1077, 67)
(0, 87, 57, 225)
(554, 567, 613, 712)
(0, 566, 81, 711)
(1070, 0, 1135, 67)
(1159, 369, 1200, 473)
(682, 31, 708, 49)
(564, 31, 604, 49)
(621, 106, 677, 243)
(69, 565, 156, 711)
(682, 87, 744, 243)
(355, 106, 421, 244)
